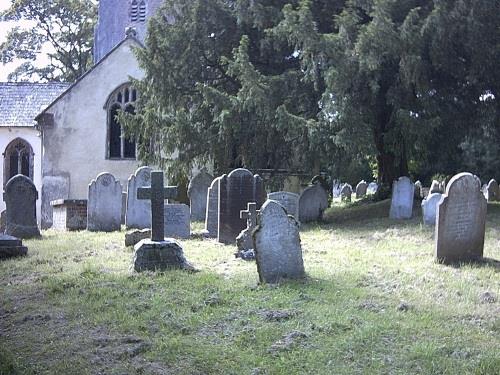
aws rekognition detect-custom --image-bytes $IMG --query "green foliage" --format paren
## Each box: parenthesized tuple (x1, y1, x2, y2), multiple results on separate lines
(0, 0, 96, 82)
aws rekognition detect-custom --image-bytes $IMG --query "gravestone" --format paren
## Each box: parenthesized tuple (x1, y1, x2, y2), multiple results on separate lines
(389, 177, 414, 219)
(415, 181, 422, 198)
(340, 184, 352, 202)
(253, 200, 304, 283)
(236, 202, 259, 257)
(3, 175, 40, 238)
(435, 173, 486, 264)
(125, 228, 150, 247)
(268, 191, 300, 220)
(421, 193, 443, 226)
(367, 182, 378, 195)
(356, 180, 367, 198)
(187, 169, 214, 221)
(87, 172, 122, 232)
(332, 180, 342, 198)
(133, 171, 194, 271)
(204, 177, 221, 237)
(125, 166, 153, 229)
(164, 203, 190, 239)
(218, 169, 265, 244)
(486, 179, 499, 202)
(298, 183, 329, 223)
(0, 234, 28, 260)
(430, 180, 443, 194)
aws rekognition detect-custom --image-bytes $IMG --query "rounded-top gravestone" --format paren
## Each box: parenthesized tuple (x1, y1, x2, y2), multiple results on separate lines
(435, 172, 486, 264)
(367, 182, 378, 195)
(355, 180, 367, 198)
(87, 172, 123, 232)
(125, 166, 153, 229)
(298, 183, 329, 223)
(3, 174, 40, 239)
(187, 169, 214, 221)
(340, 184, 352, 202)
(486, 179, 499, 202)
(389, 176, 414, 219)
(421, 192, 443, 226)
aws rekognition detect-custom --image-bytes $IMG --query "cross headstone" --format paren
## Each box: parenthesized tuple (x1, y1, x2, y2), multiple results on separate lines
(236, 202, 260, 256)
(241, 202, 259, 229)
(137, 171, 178, 241)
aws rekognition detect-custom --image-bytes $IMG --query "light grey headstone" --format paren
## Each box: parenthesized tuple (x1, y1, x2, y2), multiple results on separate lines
(355, 180, 367, 198)
(486, 179, 499, 202)
(415, 181, 422, 198)
(332, 180, 342, 198)
(421, 193, 443, 226)
(187, 169, 214, 221)
(367, 182, 378, 195)
(253, 200, 304, 283)
(435, 172, 486, 264)
(340, 184, 352, 202)
(268, 191, 300, 220)
(430, 180, 443, 194)
(125, 166, 153, 229)
(389, 176, 414, 219)
(87, 172, 122, 232)
(204, 177, 221, 238)
(164, 204, 190, 239)
(298, 184, 329, 223)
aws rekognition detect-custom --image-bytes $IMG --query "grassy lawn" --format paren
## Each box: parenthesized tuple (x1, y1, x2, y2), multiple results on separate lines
(1, 200, 499, 374)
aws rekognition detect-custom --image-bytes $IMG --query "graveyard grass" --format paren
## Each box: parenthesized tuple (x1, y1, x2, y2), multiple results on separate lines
(1, 201, 499, 374)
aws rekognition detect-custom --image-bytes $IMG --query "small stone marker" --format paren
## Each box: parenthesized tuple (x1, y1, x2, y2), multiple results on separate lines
(267, 191, 299, 220)
(421, 193, 443, 226)
(187, 169, 214, 221)
(204, 177, 221, 237)
(298, 184, 329, 223)
(486, 179, 499, 202)
(340, 184, 352, 202)
(435, 173, 486, 264)
(367, 182, 378, 195)
(355, 180, 367, 198)
(389, 176, 414, 219)
(125, 166, 153, 229)
(253, 200, 305, 283)
(164, 203, 190, 239)
(133, 171, 194, 272)
(0, 234, 28, 260)
(236, 202, 259, 255)
(87, 172, 122, 232)
(218, 169, 265, 244)
(125, 228, 151, 247)
(3, 175, 40, 238)
(51, 199, 87, 231)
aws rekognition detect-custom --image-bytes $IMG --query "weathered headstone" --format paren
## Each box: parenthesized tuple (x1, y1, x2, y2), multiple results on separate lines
(421, 193, 443, 226)
(367, 182, 378, 195)
(133, 171, 194, 271)
(486, 179, 499, 202)
(187, 169, 214, 221)
(0, 234, 28, 260)
(125, 166, 153, 229)
(430, 180, 443, 194)
(253, 200, 305, 283)
(204, 177, 221, 238)
(268, 191, 300, 220)
(164, 203, 190, 239)
(355, 180, 367, 198)
(125, 228, 150, 247)
(389, 177, 414, 219)
(340, 184, 352, 202)
(236, 202, 259, 257)
(3, 175, 40, 238)
(435, 173, 486, 264)
(218, 169, 265, 244)
(87, 172, 123, 232)
(332, 180, 342, 198)
(415, 181, 423, 198)
(298, 183, 329, 223)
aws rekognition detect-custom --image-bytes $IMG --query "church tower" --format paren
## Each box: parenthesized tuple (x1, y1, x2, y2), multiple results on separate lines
(93, 0, 163, 63)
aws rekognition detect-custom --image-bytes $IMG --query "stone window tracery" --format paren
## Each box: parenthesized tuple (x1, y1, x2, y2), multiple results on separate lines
(3, 138, 34, 186)
(106, 84, 137, 160)
(131, 0, 146, 23)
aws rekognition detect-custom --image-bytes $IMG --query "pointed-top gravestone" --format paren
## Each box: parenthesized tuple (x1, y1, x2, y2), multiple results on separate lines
(133, 171, 194, 272)
(125, 166, 153, 229)
(298, 183, 329, 223)
(389, 177, 414, 219)
(236, 202, 260, 255)
(486, 179, 499, 202)
(87, 172, 122, 232)
(253, 200, 304, 283)
(355, 180, 367, 198)
(187, 169, 214, 221)
(3, 175, 40, 239)
(435, 173, 486, 264)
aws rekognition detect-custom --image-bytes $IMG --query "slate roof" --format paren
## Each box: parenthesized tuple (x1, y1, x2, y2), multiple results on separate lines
(0, 82, 71, 127)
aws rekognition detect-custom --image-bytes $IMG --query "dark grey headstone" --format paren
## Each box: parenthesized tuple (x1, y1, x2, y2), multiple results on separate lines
(0, 234, 27, 260)
(125, 166, 153, 229)
(299, 184, 329, 222)
(236, 202, 259, 253)
(3, 174, 40, 238)
(218, 169, 265, 244)
(389, 177, 414, 219)
(414, 181, 423, 198)
(355, 180, 367, 198)
(87, 172, 123, 232)
(486, 179, 499, 202)
(268, 191, 299, 220)
(340, 184, 352, 202)
(133, 238, 194, 272)
(254, 200, 304, 283)
(435, 173, 486, 264)
(188, 169, 213, 221)
(204, 177, 221, 238)
(164, 203, 190, 239)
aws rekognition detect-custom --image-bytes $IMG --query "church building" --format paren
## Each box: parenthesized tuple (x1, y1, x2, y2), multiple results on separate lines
(0, 0, 164, 228)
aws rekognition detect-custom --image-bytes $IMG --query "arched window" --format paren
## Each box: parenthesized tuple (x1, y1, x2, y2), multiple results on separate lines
(3, 138, 34, 186)
(131, 0, 146, 23)
(130, 0, 138, 22)
(106, 84, 137, 159)
(139, 1, 147, 22)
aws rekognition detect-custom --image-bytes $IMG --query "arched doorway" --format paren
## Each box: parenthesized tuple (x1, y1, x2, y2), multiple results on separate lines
(3, 138, 34, 186)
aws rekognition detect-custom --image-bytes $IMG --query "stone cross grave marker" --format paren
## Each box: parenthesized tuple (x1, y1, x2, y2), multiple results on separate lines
(236, 202, 259, 254)
(137, 171, 178, 241)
